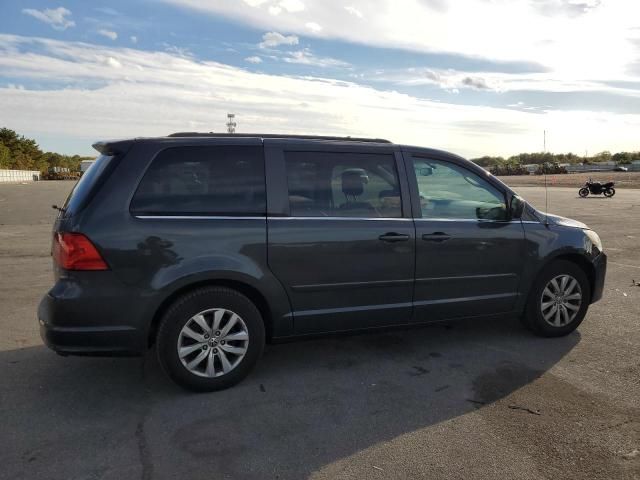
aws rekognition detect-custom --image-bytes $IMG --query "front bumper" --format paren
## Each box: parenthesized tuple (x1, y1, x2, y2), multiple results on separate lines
(38, 280, 145, 356)
(590, 252, 606, 304)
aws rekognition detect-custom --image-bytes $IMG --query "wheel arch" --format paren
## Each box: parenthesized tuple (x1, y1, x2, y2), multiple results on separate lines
(147, 278, 276, 348)
(553, 253, 596, 301)
(525, 252, 596, 307)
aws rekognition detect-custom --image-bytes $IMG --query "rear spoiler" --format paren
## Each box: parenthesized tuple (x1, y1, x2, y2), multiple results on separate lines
(92, 139, 134, 156)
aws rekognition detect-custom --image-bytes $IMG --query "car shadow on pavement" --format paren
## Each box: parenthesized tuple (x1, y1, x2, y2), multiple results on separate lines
(1, 316, 579, 480)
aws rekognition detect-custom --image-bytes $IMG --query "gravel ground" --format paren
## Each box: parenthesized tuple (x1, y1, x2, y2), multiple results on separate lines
(0, 181, 638, 480)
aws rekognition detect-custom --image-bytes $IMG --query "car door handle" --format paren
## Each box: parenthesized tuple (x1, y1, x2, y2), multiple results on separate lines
(422, 232, 451, 242)
(378, 233, 410, 243)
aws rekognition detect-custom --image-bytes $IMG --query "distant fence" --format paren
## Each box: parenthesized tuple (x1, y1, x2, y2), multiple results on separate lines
(565, 163, 640, 172)
(0, 169, 41, 183)
(523, 162, 640, 173)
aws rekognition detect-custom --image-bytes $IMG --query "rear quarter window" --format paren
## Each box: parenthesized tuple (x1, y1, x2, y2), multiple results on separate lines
(130, 146, 265, 216)
(63, 154, 115, 215)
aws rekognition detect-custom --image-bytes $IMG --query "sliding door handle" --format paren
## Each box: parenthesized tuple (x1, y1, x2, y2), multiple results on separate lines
(379, 233, 410, 243)
(422, 232, 451, 242)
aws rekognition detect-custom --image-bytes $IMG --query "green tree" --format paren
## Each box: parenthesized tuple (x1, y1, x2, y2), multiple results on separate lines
(612, 152, 638, 164)
(33, 155, 49, 173)
(593, 151, 612, 162)
(470, 156, 505, 167)
(0, 143, 10, 168)
(0, 128, 42, 170)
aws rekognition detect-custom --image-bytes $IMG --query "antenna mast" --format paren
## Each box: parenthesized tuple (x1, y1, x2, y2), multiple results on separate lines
(543, 129, 549, 226)
(226, 113, 237, 134)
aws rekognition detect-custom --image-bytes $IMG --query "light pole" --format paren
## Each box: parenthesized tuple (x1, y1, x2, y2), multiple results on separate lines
(226, 113, 237, 134)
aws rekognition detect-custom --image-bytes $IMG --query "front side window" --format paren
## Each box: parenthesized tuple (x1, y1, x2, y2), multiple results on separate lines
(284, 152, 402, 218)
(411, 157, 507, 220)
(131, 146, 265, 216)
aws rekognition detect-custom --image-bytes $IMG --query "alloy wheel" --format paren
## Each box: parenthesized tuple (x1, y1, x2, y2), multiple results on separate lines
(540, 274, 582, 327)
(177, 308, 250, 378)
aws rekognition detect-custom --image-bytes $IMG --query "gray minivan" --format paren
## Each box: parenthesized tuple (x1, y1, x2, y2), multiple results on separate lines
(39, 134, 606, 391)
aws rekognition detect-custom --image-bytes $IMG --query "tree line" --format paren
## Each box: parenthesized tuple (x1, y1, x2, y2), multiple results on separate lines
(1, 126, 638, 174)
(0, 128, 94, 173)
(471, 150, 640, 168)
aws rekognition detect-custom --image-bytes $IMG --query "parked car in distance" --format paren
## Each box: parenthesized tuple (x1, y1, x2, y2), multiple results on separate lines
(39, 133, 607, 391)
(613, 166, 628, 172)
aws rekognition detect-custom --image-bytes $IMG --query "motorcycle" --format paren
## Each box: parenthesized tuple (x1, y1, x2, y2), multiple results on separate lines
(578, 178, 615, 198)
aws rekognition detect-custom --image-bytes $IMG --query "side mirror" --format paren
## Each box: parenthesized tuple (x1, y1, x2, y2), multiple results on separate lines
(477, 206, 508, 221)
(419, 167, 433, 176)
(510, 195, 525, 219)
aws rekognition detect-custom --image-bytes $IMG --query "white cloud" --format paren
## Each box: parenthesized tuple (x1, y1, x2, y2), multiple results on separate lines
(389, 69, 500, 92)
(344, 6, 363, 18)
(130, 36, 138, 44)
(305, 22, 322, 33)
(378, 67, 640, 98)
(262, 0, 304, 15)
(242, 0, 270, 6)
(160, 0, 640, 81)
(259, 31, 299, 48)
(245, 56, 263, 64)
(22, 7, 75, 31)
(97, 29, 118, 40)
(104, 57, 122, 68)
(278, 0, 305, 12)
(163, 44, 192, 57)
(1, 34, 640, 158)
(283, 49, 348, 67)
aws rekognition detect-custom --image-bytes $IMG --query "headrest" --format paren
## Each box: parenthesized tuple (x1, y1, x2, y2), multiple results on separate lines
(341, 169, 369, 197)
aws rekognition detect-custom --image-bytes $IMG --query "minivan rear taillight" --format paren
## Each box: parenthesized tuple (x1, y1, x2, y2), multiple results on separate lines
(52, 233, 108, 270)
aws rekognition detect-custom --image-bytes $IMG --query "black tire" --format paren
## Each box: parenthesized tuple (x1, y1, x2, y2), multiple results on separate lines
(156, 287, 265, 392)
(578, 187, 589, 198)
(522, 260, 591, 337)
(604, 187, 615, 198)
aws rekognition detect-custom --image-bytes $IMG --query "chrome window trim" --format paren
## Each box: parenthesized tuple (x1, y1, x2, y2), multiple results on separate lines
(269, 216, 411, 221)
(134, 215, 535, 223)
(134, 215, 408, 221)
(414, 217, 514, 223)
(134, 215, 266, 220)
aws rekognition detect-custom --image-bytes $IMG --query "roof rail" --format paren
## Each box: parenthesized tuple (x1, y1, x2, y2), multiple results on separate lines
(167, 132, 392, 143)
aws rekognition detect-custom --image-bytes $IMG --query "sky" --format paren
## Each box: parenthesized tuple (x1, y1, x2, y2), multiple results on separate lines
(0, 0, 639, 158)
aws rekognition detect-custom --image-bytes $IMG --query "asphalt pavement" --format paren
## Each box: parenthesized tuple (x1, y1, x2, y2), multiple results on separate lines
(0, 181, 638, 480)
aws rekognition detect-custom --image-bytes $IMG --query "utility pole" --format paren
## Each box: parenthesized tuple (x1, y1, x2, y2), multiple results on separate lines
(543, 130, 546, 153)
(226, 113, 237, 134)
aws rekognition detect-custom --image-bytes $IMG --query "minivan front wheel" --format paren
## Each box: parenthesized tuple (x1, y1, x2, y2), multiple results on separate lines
(523, 260, 591, 337)
(156, 287, 265, 391)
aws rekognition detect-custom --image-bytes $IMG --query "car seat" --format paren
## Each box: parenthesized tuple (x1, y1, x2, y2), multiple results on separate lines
(339, 169, 375, 214)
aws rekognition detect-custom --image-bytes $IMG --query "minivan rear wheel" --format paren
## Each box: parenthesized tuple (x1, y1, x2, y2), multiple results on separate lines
(156, 287, 265, 391)
(523, 260, 591, 337)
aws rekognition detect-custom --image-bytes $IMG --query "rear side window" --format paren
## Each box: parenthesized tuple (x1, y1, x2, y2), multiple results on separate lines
(284, 151, 402, 218)
(131, 146, 265, 216)
(63, 154, 114, 215)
